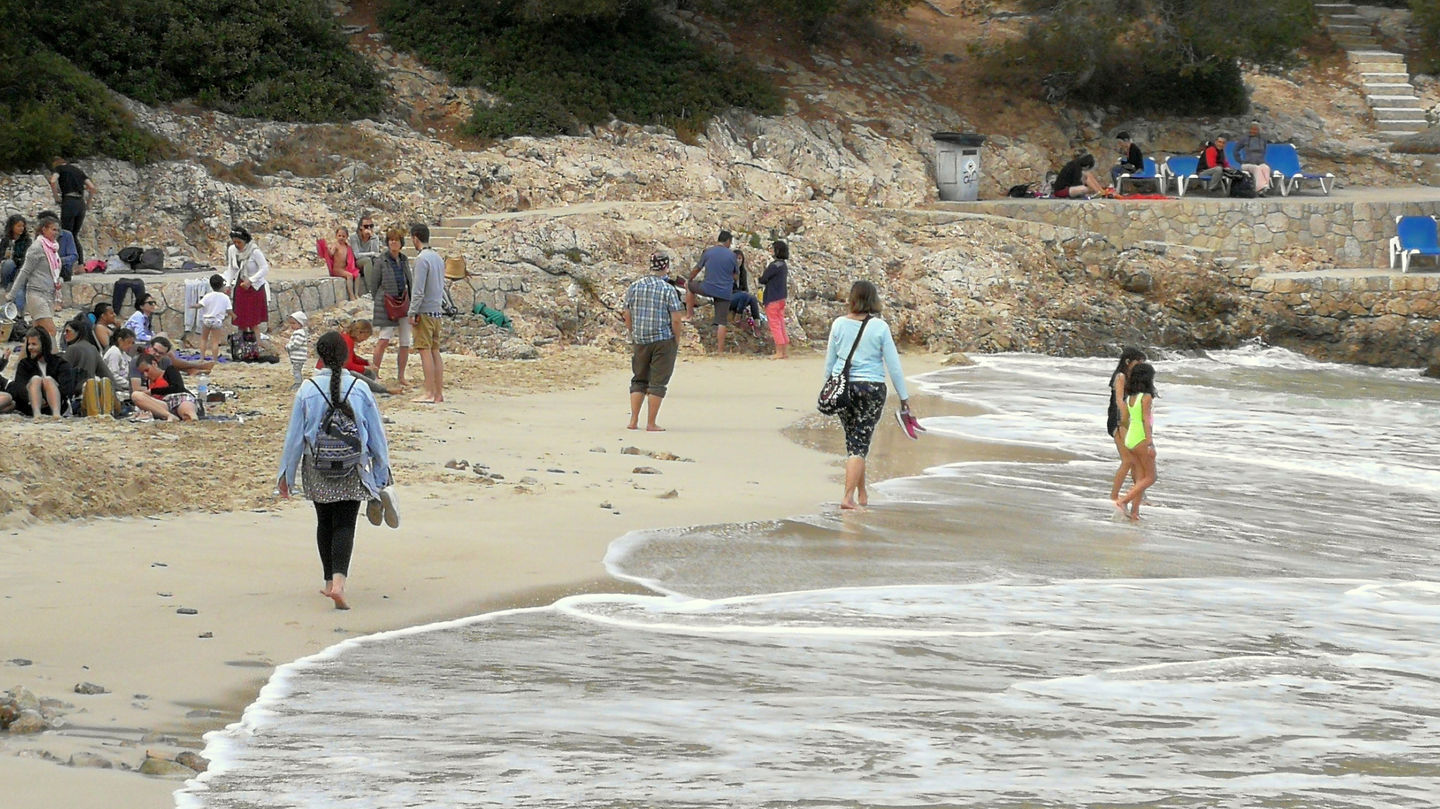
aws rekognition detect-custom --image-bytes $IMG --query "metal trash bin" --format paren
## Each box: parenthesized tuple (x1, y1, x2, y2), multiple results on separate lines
(934, 132, 986, 201)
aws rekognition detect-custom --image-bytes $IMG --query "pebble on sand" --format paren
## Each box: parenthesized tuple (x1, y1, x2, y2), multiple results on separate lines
(633, 466, 661, 475)
(74, 682, 108, 695)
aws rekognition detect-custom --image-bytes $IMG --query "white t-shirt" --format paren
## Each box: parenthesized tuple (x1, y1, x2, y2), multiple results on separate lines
(103, 345, 132, 390)
(199, 290, 232, 321)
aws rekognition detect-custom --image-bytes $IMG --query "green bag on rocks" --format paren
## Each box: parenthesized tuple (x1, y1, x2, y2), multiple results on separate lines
(472, 302, 513, 330)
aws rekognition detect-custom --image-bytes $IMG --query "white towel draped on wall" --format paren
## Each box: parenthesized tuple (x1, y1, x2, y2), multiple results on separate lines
(183, 278, 207, 334)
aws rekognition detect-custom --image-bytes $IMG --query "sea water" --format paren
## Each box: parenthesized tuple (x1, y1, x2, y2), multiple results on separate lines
(177, 347, 1440, 808)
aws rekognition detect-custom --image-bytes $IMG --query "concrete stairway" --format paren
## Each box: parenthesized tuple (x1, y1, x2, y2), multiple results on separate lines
(1317, 3, 1431, 140)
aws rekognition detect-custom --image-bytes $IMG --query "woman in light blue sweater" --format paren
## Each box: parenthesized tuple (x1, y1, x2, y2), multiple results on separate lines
(823, 280, 916, 510)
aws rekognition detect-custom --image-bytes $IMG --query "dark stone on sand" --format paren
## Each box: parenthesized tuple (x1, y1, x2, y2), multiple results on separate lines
(658, 490, 679, 499)
(198, 632, 213, 639)
(599, 502, 612, 509)
(8, 658, 32, 666)
(74, 682, 108, 695)
(176, 608, 198, 615)
(139, 755, 194, 777)
(633, 466, 661, 475)
(69, 752, 114, 769)
(176, 751, 210, 773)
(621, 446, 643, 455)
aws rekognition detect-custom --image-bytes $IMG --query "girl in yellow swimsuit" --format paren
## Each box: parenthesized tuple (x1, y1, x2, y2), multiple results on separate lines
(1114, 362, 1157, 521)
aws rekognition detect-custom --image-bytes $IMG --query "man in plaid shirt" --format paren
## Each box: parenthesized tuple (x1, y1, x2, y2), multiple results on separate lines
(623, 252, 685, 431)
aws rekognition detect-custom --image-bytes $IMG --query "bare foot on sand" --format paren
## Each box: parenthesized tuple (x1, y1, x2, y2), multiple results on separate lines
(1111, 499, 1127, 519)
(646, 425, 666, 432)
(626, 423, 639, 430)
(327, 590, 350, 610)
(413, 397, 437, 404)
(840, 500, 866, 511)
(857, 489, 868, 507)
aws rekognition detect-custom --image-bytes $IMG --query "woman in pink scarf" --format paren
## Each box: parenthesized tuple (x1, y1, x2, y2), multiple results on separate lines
(6, 215, 64, 337)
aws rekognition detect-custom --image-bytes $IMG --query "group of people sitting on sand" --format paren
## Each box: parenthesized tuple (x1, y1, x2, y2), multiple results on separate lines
(0, 299, 217, 422)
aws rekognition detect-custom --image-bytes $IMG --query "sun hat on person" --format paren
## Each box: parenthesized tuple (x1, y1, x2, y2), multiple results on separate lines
(650, 253, 670, 273)
(289, 311, 308, 326)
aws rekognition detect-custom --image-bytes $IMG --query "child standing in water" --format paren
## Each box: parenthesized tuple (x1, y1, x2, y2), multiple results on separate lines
(1107, 347, 1146, 501)
(1114, 362, 1157, 521)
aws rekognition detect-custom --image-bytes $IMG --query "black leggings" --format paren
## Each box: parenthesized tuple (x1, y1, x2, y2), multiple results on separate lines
(314, 500, 360, 580)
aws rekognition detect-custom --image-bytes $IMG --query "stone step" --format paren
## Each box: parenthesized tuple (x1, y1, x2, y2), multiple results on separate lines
(1327, 24, 1372, 35)
(1361, 72, 1411, 82)
(1315, 3, 1359, 14)
(1368, 95, 1425, 108)
(442, 217, 484, 228)
(1325, 13, 1366, 23)
(1364, 84, 1418, 97)
(1348, 50, 1405, 62)
(429, 226, 467, 238)
(1374, 107, 1430, 120)
(1375, 119, 1430, 131)
(1379, 130, 1425, 139)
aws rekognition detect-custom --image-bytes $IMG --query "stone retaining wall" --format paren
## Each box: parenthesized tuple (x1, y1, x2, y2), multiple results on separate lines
(444, 272, 530, 314)
(1131, 241, 1440, 366)
(957, 198, 1440, 264)
(60, 276, 347, 343)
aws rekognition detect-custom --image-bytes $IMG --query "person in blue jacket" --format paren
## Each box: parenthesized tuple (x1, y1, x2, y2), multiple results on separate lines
(277, 331, 397, 610)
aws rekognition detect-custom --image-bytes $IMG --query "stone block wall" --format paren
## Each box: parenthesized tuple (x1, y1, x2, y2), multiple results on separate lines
(444, 273, 531, 314)
(60, 276, 347, 345)
(957, 198, 1440, 264)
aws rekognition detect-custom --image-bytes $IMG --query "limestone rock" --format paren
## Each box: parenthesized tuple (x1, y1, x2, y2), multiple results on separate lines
(175, 751, 210, 773)
(74, 682, 108, 695)
(69, 752, 115, 769)
(140, 754, 197, 777)
(8, 709, 46, 734)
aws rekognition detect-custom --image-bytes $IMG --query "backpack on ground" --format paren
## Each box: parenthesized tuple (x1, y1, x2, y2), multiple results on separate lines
(308, 378, 363, 477)
(81, 377, 116, 418)
(1007, 183, 1035, 198)
(137, 248, 164, 270)
(1227, 170, 1257, 198)
(117, 246, 143, 268)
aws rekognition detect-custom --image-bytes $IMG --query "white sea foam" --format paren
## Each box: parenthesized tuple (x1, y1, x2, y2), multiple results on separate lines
(177, 350, 1440, 809)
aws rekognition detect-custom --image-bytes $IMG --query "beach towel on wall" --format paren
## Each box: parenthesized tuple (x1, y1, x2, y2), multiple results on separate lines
(184, 278, 207, 333)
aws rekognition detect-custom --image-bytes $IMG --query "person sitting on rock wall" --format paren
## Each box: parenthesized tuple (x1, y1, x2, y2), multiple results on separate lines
(1052, 154, 1107, 199)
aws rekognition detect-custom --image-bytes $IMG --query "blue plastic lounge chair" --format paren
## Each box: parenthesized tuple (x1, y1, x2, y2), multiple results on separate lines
(1164, 156, 1201, 197)
(1223, 141, 1239, 168)
(1389, 215, 1440, 273)
(1264, 143, 1334, 196)
(1116, 157, 1161, 195)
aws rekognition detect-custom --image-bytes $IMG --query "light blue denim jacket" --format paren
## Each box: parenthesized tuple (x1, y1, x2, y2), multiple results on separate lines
(277, 369, 393, 496)
(823, 315, 909, 400)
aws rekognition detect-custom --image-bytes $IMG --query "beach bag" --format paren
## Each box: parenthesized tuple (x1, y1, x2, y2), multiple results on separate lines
(138, 248, 164, 270)
(817, 316, 871, 415)
(1227, 170, 1256, 198)
(229, 330, 261, 362)
(117, 246, 143, 268)
(81, 377, 116, 418)
(308, 379, 363, 477)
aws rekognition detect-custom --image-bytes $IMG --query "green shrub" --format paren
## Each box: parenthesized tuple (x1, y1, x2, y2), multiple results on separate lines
(984, 0, 1314, 113)
(0, 42, 168, 171)
(381, 0, 782, 139)
(32, 0, 381, 122)
(1415, 0, 1440, 73)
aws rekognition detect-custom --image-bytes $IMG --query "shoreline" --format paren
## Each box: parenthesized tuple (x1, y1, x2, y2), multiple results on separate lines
(1, 348, 953, 809)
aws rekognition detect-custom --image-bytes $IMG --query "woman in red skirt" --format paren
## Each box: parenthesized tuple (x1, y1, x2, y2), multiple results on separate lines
(225, 226, 270, 342)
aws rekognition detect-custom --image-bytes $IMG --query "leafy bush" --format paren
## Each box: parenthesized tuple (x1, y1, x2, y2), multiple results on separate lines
(31, 0, 381, 122)
(1415, 0, 1440, 74)
(983, 0, 1314, 113)
(0, 40, 168, 171)
(381, 0, 782, 139)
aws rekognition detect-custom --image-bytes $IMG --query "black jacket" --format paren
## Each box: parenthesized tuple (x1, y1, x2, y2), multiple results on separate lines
(8, 352, 77, 404)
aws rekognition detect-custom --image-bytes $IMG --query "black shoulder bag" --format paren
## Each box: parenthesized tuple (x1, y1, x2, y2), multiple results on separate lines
(817, 316, 871, 415)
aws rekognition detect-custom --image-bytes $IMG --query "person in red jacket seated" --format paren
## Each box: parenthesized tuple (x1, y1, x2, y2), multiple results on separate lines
(1197, 136, 1231, 194)
(318, 320, 394, 395)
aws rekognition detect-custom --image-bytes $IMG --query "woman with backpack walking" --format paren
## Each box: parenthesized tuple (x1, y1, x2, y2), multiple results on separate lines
(277, 331, 398, 610)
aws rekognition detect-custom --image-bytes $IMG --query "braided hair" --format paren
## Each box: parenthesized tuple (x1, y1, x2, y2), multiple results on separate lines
(315, 331, 356, 419)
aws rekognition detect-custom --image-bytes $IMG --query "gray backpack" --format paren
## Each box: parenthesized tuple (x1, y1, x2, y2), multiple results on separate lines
(308, 379, 363, 476)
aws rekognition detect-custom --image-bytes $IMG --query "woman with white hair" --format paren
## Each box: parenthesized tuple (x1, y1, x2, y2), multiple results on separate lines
(1235, 122, 1273, 196)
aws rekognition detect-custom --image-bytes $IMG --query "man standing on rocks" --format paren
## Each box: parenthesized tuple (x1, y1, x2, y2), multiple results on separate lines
(688, 229, 738, 353)
(48, 157, 97, 264)
(623, 253, 685, 431)
(408, 223, 445, 404)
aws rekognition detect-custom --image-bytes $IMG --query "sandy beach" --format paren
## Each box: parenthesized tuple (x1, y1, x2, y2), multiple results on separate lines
(0, 343, 951, 809)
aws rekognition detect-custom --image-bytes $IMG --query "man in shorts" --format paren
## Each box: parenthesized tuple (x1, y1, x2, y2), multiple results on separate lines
(687, 229, 737, 353)
(407, 223, 445, 404)
(624, 253, 685, 431)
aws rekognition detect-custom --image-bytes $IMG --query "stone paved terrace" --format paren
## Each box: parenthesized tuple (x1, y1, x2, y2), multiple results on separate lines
(945, 186, 1440, 266)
